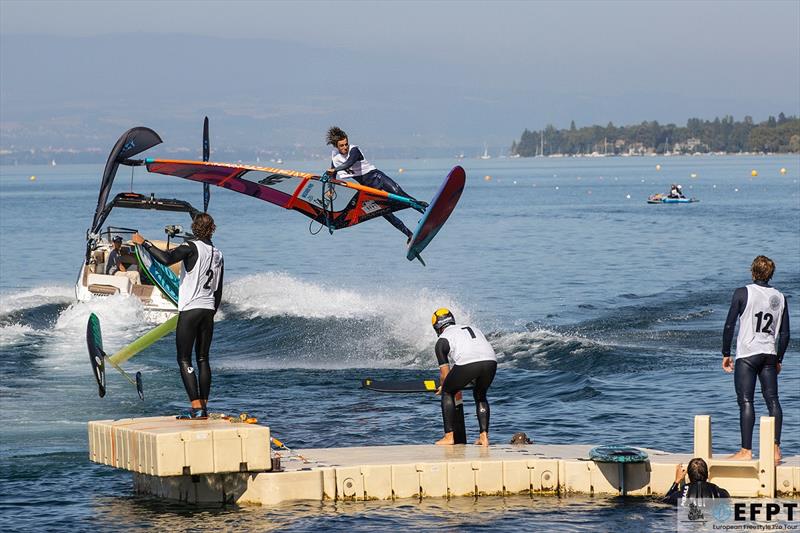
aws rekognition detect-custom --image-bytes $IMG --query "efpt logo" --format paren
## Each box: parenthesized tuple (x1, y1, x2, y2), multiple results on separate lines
(677, 499, 798, 532)
(733, 500, 797, 522)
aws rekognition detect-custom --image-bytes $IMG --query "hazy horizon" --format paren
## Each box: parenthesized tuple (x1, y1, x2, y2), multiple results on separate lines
(1, 0, 798, 156)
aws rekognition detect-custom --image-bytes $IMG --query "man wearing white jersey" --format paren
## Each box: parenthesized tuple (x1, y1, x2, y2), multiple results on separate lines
(722, 255, 790, 461)
(325, 126, 426, 240)
(133, 213, 224, 419)
(431, 308, 498, 447)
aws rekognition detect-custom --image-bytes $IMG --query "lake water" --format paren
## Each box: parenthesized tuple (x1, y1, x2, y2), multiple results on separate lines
(1, 154, 798, 531)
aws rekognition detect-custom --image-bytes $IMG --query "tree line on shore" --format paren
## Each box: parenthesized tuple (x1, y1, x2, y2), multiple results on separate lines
(511, 113, 800, 157)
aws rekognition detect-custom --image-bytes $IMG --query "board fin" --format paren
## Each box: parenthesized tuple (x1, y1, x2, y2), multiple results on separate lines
(86, 313, 147, 400)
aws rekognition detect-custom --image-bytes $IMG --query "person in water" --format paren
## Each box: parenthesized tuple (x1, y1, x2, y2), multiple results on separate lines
(722, 255, 789, 461)
(325, 126, 426, 241)
(432, 308, 498, 447)
(664, 458, 730, 505)
(132, 213, 224, 419)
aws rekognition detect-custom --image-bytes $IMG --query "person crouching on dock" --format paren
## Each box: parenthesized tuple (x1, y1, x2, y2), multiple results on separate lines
(432, 308, 497, 447)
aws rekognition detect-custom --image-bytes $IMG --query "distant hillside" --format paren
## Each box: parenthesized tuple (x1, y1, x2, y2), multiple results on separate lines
(512, 114, 800, 156)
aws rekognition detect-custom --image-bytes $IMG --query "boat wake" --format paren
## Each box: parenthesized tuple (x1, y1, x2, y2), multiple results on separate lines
(4, 270, 785, 374)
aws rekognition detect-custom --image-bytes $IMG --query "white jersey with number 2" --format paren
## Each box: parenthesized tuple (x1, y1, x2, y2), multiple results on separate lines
(440, 324, 497, 366)
(736, 284, 785, 359)
(178, 240, 223, 312)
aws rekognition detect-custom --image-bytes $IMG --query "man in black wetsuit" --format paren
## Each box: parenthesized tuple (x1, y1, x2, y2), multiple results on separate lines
(432, 308, 497, 447)
(722, 255, 789, 461)
(132, 213, 224, 419)
(664, 458, 729, 505)
(325, 126, 426, 241)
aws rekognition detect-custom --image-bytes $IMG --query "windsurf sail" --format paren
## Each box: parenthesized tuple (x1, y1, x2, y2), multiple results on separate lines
(145, 159, 423, 231)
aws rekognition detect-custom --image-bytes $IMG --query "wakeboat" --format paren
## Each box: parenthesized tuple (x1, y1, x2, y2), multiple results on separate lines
(75, 127, 203, 321)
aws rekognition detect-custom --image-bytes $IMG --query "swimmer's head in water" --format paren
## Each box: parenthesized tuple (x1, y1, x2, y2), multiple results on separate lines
(687, 458, 709, 483)
(510, 432, 533, 445)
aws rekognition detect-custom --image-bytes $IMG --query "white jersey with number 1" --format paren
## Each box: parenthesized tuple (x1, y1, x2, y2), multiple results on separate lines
(736, 283, 786, 360)
(440, 324, 497, 366)
(178, 240, 224, 312)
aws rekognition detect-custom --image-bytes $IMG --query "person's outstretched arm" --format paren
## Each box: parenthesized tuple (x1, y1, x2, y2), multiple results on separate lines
(133, 233, 195, 267)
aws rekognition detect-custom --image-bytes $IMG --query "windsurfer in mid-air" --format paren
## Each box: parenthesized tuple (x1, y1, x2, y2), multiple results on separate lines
(132, 213, 224, 419)
(325, 126, 427, 241)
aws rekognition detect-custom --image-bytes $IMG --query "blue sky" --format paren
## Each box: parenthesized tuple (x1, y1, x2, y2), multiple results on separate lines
(1, 0, 798, 153)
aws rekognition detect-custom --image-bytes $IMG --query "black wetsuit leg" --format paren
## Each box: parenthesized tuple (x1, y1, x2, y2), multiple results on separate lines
(176, 308, 215, 402)
(368, 170, 413, 198)
(734, 354, 782, 448)
(441, 360, 497, 434)
(193, 310, 215, 401)
(356, 171, 414, 238)
(472, 361, 498, 433)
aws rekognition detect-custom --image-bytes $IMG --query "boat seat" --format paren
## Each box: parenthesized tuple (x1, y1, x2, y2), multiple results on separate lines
(86, 273, 131, 294)
(87, 284, 120, 296)
(131, 284, 154, 302)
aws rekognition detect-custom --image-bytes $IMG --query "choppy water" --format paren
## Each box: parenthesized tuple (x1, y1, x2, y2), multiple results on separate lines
(1, 155, 798, 531)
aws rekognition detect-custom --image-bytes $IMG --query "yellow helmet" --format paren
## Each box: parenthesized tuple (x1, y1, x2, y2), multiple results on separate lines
(432, 308, 455, 334)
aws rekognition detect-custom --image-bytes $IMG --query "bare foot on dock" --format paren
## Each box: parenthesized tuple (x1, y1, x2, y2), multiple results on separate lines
(775, 444, 782, 463)
(728, 448, 753, 460)
(436, 433, 455, 446)
(474, 432, 489, 447)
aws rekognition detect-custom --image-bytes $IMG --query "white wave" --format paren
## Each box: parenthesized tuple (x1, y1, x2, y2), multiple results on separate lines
(42, 295, 152, 372)
(225, 272, 473, 353)
(0, 286, 74, 317)
(490, 328, 601, 365)
(0, 323, 36, 347)
(226, 272, 374, 319)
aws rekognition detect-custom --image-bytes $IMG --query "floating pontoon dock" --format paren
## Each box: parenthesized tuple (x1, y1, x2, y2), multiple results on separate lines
(88, 415, 799, 505)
